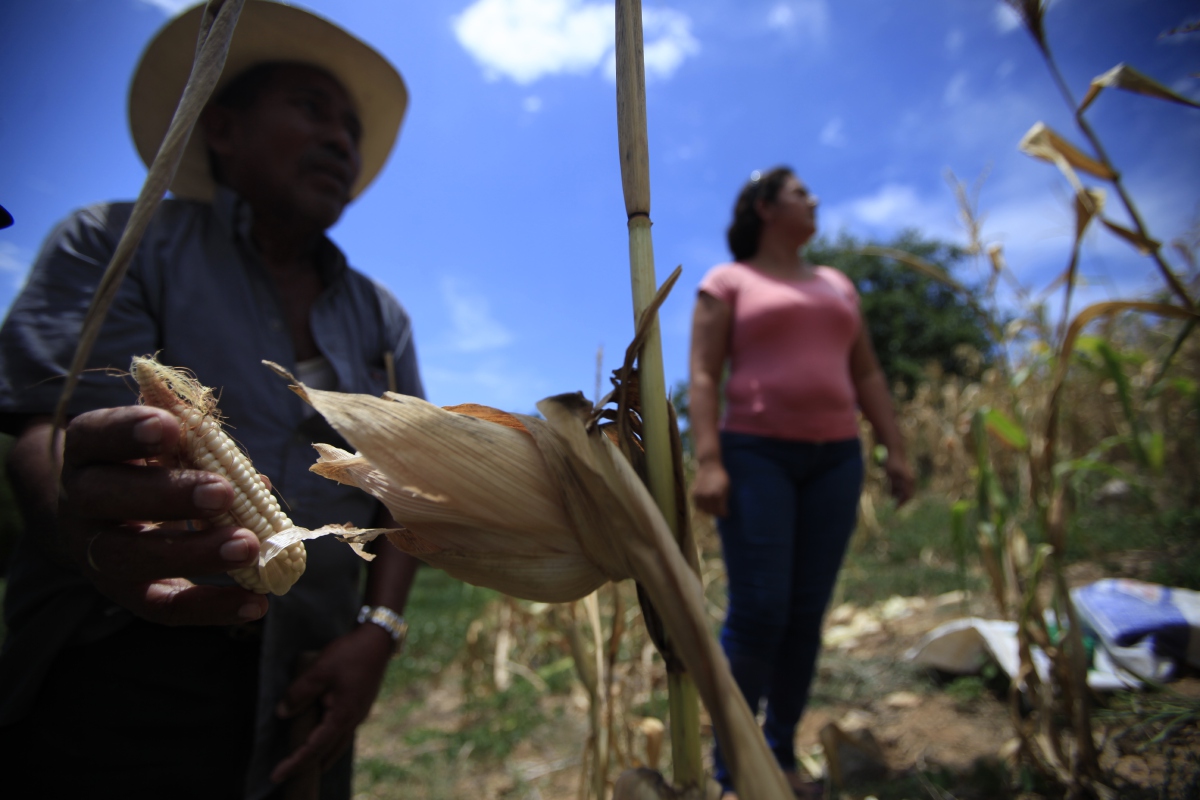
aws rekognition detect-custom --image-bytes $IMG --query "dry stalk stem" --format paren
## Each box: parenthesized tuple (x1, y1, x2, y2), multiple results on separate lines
(52, 0, 245, 446)
(614, 0, 703, 786)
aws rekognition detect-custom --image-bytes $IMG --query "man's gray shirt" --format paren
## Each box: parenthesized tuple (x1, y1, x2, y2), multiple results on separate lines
(0, 187, 423, 798)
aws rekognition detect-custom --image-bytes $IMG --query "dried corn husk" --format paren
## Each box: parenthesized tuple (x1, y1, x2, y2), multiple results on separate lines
(268, 369, 794, 800)
(301, 392, 609, 603)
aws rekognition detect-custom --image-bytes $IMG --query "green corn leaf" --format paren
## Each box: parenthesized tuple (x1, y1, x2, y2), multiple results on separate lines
(950, 499, 972, 586)
(984, 408, 1029, 451)
(1169, 377, 1196, 398)
(1053, 457, 1131, 482)
(1142, 431, 1165, 474)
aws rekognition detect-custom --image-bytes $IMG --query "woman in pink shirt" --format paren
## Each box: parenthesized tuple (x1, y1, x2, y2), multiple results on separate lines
(690, 167, 913, 799)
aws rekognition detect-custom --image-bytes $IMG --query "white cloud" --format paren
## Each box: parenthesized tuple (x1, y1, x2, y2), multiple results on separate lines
(424, 355, 551, 411)
(641, 8, 698, 78)
(943, 71, 969, 107)
(452, 0, 697, 85)
(850, 184, 923, 226)
(945, 28, 964, 55)
(992, 3, 1022, 33)
(819, 183, 961, 245)
(996, 59, 1015, 79)
(523, 95, 543, 112)
(819, 116, 846, 147)
(0, 242, 31, 291)
(765, 0, 830, 46)
(136, 0, 192, 14)
(441, 277, 514, 352)
(665, 139, 706, 162)
(1170, 76, 1199, 99)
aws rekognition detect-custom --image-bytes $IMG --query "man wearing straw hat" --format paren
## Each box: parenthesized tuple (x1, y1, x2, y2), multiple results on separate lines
(0, 2, 423, 796)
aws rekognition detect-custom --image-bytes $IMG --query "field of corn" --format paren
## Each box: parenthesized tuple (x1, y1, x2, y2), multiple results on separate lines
(346, 5, 1200, 796)
(344, 302, 1199, 799)
(0, 2, 1197, 799)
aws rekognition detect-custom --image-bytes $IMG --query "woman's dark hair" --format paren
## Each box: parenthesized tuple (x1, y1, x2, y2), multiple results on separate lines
(725, 166, 794, 261)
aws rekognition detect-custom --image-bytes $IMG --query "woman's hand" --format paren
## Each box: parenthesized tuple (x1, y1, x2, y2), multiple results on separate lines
(692, 459, 731, 518)
(884, 451, 915, 507)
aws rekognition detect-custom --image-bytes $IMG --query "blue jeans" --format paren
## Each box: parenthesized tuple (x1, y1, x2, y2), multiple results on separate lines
(712, 432, 863, 790)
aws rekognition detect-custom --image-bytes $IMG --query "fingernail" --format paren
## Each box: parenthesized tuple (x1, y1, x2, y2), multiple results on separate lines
(132, 416, 163, 445)
(193, 480, 227, 510)
(220, 534, 251, 562)
(239, 602, 264, 621)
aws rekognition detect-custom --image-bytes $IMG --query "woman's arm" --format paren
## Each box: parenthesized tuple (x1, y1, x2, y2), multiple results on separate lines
(689, 291, 733, 517)
(849, 325, 915, 506)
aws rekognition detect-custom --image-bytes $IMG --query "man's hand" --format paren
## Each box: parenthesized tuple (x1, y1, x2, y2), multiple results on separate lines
(31, 405, 270, 625)
(271, 623, 394, 783)
(884, 450, 915, 507)
(691, 459, 730, 518)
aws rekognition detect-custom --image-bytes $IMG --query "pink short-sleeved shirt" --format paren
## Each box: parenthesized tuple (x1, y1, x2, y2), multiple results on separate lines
(698, 262, 862, 442)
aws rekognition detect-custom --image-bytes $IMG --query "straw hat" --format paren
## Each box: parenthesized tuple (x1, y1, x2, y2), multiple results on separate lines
(129, 0, 408, 202)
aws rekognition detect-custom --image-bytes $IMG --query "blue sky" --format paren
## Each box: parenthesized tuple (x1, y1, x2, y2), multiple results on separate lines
(1, 0, 1197, 413)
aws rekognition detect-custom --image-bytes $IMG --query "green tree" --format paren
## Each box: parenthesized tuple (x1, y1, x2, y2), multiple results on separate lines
(806, 230, 994, 389)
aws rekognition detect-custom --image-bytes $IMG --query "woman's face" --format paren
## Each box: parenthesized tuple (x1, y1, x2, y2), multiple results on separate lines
(761, 175, 819, 244)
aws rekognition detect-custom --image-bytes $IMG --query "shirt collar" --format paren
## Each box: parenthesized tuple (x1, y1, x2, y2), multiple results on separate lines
(211, 185, 348, 284)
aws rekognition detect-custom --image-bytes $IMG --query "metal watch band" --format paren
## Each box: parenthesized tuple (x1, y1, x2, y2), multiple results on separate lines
(357, 605, 408, 651)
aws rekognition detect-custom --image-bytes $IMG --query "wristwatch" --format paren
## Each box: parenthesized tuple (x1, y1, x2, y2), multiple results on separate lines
(357, 605, 408, 653)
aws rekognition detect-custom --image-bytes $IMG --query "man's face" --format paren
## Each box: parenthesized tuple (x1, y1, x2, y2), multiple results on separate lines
(205, 64, 363, 231)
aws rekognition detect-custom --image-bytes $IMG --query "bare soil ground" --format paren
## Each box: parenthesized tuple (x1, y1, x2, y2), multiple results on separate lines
(353, 570, 1199, 799)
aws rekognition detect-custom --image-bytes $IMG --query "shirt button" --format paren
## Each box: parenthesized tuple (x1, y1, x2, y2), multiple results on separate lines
(269, 318, 283, 331)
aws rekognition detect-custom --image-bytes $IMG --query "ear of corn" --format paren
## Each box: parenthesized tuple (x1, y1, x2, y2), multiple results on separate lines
(132, 356, 373, 595)
(270, 363, 795, 800)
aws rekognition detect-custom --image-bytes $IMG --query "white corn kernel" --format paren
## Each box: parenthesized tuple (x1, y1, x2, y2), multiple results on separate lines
(131, 356, 306, 595)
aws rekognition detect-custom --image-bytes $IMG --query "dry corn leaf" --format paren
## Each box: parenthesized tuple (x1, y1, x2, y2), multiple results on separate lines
(858, 246, 967, 293)
(1073, 187, 1104, 238)
(1079, 63, 1200, 114)
(52, 0, 245, 437)
(1045, 188, 1106, 332)
(986, 244, 1005, 276)
(269, 366, 794, 800)
(1099, 217, 1161, 255)
(1004, 0, 1047, 48)
(986, 244, 1006, 295)
(1018, 122, 1115, 186)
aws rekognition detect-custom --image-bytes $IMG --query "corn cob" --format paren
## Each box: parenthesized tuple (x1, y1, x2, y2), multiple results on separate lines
(131, 355, 306, 595)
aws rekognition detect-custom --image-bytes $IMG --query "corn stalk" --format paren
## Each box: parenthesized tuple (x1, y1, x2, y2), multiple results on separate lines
(614, 0, 703, 789)
(868, 16, 1199, 790)
(873, 8, 1200, 795)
